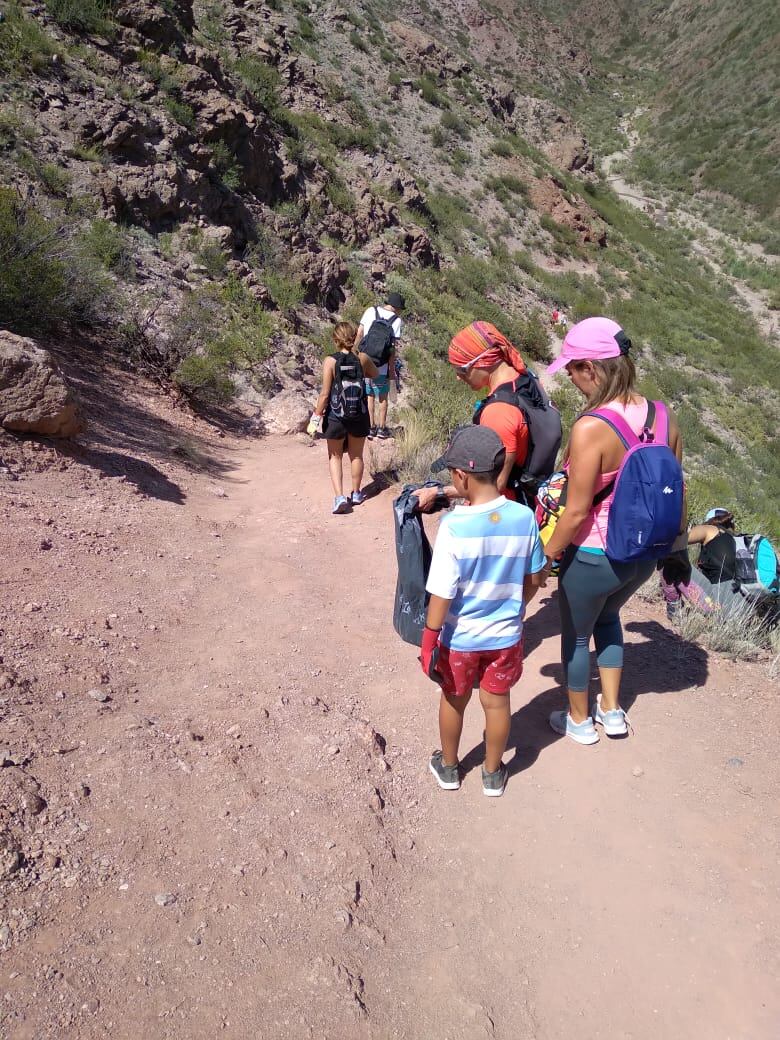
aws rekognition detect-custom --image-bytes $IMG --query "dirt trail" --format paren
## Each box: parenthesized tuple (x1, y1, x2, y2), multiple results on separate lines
(2, 420, 780, 1039)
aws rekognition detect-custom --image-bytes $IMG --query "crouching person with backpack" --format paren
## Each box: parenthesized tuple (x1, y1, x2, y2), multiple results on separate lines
(311, 322, 378, 514)
(542, 318, 686, 745)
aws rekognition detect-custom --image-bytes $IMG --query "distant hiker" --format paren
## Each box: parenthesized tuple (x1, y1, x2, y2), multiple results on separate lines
(551, 309, 560, 326)
(686, 508, 780, 619)
(557, 310, 568, 330)
(311, 322, 378, 514)
(354, 291, 405, 440)
(421, 426, 548, 797)
(542, 317, 685, 745)
(418, 321, 562, 511)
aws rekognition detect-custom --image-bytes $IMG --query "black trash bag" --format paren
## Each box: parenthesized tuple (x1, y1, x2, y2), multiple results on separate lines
(392, 481, 450, 647)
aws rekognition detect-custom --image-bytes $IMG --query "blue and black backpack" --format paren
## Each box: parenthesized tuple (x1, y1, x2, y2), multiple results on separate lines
(588, 400, 684, 563)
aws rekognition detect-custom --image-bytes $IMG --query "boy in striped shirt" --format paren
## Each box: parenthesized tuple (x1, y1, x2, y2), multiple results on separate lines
(420, 426, 548, 796)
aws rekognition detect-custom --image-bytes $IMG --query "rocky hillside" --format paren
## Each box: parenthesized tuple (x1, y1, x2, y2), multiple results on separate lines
(551, 0, 779, 245)
(0, 0, 778, 531)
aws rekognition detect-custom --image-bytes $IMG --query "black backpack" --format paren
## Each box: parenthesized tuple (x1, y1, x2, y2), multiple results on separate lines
(359, 307, 398, 367)
(474, 371, 562, 504)
(329, 352, 366, 420)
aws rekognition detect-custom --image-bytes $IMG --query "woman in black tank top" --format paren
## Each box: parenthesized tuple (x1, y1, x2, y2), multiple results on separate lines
(688, 509, 737, 584)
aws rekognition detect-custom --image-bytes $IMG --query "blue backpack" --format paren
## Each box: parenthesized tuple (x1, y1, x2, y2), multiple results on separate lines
(589, 400, 684, 563)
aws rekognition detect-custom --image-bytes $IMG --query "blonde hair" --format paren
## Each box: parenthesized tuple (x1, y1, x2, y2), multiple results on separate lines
(564, 355, 639, 461)
(578, 355, 637, 411)
(333, 321, 357, 352)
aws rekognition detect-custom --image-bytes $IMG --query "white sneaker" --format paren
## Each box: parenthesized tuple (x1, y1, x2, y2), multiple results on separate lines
(549, 709, 599, 745)
(592, 695, 631, 737)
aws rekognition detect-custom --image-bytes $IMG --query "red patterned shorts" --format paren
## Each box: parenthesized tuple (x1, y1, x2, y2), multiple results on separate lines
(436, 640, 524, 697)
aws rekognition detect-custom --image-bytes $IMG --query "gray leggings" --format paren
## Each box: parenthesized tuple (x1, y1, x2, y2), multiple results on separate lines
(558, 548, 656, 692)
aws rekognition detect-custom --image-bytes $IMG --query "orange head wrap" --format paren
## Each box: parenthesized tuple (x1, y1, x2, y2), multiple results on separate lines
(448, 321, 526, 375)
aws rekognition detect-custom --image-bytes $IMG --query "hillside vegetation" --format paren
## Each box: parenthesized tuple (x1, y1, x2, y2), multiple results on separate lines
(0, 0, 777, 535)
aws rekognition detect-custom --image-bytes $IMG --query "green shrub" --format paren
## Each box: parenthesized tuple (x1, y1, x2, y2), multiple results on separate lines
(68, 142, 106, 163)
(440, 110, 470, 139)
(81, 217, 134, 276)
(163, 97, 196, 130)
(325, 175, 355, 214)
(349, 29, 368, 52)
(232, 55, 282, 115)
(0, 187, 113, 333)
(46, 0, 114, 33)
(172, 277, 274, 402)
(490, 139, 513, 158)
(265, 270, 305, 313)
(38, 162, 72, 197)
(0, 2, 56, 76)
(415, 74, 445, 107)
(209, 141, 242, 190)
(297, 14, 316, 40)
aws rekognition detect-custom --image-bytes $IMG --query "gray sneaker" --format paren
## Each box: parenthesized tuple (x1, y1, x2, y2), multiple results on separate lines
(549, 709, 599, 745)
(481, 763, 508, 797)
(429, 750, 460, 790)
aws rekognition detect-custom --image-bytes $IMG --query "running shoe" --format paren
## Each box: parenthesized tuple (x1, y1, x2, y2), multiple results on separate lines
(377, 426, 392, 439)
(549, 710, 599, 745)
(592, 694, 630, 737)
(351, 489, 366, 506)
(429, 750, 460, 790)
(482, 763, 508, 797)
(332, 495, 350, 514)
(368, 426, 378, 439)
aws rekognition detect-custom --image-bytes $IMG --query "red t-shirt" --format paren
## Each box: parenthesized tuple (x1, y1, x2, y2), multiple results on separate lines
(478, 398, 529, 502)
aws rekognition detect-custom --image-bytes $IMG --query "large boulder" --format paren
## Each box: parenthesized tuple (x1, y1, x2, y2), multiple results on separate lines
(0, 332, 82, 438)
(114, 0, 193, 48)
(260, 389, 311, 435)
(99, 161, 187, 229)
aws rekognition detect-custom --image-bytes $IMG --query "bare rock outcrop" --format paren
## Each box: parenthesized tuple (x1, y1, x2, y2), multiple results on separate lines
(294, 247, 349, 312)
(529, 177, 607, 247)
(0, 332, 82, 438)
(542, 117, 594, 173)
(114, 0, 193, 48)
(260, 388, 311, 435)
(99, 161, 187, 228)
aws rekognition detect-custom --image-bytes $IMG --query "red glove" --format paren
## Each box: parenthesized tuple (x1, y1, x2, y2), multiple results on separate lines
(419, 626, 444, 686)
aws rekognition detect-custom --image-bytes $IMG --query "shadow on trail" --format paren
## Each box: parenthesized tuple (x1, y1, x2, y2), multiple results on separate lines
(459, 597, 710, 779)
(47, 344, 247, 504)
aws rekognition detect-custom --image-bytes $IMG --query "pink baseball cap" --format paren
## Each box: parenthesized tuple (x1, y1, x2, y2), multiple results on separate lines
(545, 316, 631, 375)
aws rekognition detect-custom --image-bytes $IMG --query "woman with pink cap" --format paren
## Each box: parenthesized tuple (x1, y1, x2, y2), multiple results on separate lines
(542, 317, 685, 745)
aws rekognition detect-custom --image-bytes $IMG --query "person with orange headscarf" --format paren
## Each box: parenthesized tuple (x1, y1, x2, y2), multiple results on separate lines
(417, 321, 531, 512)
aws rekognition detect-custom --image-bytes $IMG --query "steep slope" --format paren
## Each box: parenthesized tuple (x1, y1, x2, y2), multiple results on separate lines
(0, 0, 778, 532)
(547, 0, 780, 241)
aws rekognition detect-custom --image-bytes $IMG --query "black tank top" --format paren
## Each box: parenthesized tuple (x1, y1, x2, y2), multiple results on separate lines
(698, 531, 736, 584)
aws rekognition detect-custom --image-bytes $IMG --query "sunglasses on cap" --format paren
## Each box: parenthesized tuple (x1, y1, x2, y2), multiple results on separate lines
(453, 349, 492, 376)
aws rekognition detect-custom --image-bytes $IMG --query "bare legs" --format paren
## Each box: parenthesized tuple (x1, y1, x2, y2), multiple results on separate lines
(439, 688, 510, 773)
(439, 691, 471, 767)
(327, 436, 366, 497)
(480, 689, 511, 772)
(376, 393, 389, 428)
(326, 438, 345, 497)
(346, 435, 365, 493)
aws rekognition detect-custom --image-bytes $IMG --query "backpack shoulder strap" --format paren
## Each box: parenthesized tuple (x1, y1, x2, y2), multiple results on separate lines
(586, 408, 640, 449)
(649, 400, 670, 444)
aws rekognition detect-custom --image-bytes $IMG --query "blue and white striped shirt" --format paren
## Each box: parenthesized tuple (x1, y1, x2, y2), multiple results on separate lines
(426, 496, 546, 651)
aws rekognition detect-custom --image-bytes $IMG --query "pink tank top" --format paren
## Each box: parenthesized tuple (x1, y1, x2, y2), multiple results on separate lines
(574, 398, 652, 550)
